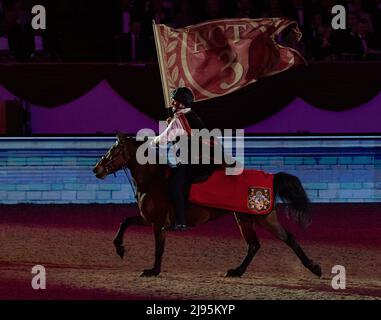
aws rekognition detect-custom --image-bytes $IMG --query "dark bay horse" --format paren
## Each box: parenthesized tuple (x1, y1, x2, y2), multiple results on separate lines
(93, 133, 322, 278)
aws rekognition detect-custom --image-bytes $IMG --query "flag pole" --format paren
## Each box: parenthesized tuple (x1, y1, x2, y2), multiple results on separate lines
(152, 20, 171, 115)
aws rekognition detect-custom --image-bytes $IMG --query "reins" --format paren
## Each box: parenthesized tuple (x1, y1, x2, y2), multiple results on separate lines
(123, 166, 138, 202)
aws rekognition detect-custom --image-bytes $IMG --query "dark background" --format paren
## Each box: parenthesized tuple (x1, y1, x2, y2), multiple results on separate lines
(0, 0, 381, 62)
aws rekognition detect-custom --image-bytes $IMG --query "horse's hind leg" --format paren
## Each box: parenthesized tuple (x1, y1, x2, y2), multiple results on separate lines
(226, 212, 261, 277)
(113, 215, 149, 259)
(257, 209, 322, 277)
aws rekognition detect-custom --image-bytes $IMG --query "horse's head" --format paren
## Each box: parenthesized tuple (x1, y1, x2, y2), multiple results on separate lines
(93, 132, 135, 179)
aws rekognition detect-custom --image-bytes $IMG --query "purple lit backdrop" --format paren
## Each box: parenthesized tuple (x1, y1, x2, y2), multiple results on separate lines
(245, 94, 381, 133)
(1, 83, 380, 134)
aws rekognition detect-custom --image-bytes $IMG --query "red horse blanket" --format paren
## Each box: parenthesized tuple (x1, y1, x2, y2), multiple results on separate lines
(189, 169, 275, 215)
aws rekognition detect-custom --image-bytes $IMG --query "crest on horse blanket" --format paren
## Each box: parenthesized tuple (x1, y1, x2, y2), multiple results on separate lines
(248, 187, 271, 212)
(189, 169, 274, 215)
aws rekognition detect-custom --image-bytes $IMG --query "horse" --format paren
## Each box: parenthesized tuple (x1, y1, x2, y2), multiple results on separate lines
(93, 133, 322, 278)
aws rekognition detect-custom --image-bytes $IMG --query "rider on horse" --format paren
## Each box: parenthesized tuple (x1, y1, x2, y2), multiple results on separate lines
(151, 87, 218, 231)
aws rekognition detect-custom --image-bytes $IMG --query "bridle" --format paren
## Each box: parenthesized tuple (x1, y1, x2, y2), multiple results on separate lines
(100, 140, 138, 201)
(101, 143, 125, 176)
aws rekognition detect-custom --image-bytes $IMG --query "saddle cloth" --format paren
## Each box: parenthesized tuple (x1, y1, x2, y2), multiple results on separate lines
(188, 168, 275, 215)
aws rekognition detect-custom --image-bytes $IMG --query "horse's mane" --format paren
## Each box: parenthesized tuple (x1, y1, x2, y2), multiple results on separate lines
(118, 134, 151, 148)
(119, 134, 167, 177)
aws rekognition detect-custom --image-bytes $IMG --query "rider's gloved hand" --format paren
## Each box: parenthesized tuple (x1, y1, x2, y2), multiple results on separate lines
(149, 137, 159, 147)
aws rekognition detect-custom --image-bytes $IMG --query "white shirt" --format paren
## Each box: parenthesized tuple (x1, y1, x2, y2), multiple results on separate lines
(153, 108, 191, 145)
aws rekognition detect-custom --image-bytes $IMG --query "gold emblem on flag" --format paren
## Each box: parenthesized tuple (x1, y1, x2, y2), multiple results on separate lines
(248, 187, 271, 212)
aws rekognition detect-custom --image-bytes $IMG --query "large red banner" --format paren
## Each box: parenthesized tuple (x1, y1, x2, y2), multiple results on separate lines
(153, 18, 306, 106)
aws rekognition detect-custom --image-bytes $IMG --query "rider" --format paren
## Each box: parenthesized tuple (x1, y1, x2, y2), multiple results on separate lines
(151, 87, 215, 231)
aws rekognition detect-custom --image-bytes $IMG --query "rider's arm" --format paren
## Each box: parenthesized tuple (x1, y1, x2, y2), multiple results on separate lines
(152, 117, 187, 146)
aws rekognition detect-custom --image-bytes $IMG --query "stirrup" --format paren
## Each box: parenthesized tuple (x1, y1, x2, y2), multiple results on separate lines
(162, 224, 187, 232)
(176, 224, 188, 231)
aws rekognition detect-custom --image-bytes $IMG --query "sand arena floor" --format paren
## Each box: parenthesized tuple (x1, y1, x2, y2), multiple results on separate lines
(0, 204, 380, 300)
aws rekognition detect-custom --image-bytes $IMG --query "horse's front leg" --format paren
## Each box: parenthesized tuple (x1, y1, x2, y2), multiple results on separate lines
(113, 215, 148, 259)
(140, 223, 166, 277)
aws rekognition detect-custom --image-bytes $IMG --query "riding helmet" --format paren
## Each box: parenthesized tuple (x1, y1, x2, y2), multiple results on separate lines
(170, 87, 194, 108)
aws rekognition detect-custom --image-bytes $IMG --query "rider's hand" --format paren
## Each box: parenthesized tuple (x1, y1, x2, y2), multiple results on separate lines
(149, 136, 159, 147)
(166, 117, 172, 124)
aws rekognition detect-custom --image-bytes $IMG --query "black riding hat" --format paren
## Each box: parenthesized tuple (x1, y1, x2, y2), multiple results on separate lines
(170, 87, 194, 108)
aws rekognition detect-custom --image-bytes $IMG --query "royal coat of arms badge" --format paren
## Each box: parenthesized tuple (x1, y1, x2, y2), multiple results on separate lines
(248, 187, 271, 212)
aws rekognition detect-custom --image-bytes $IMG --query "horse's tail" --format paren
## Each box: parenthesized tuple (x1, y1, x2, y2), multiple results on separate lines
(273, 172, 311, 229)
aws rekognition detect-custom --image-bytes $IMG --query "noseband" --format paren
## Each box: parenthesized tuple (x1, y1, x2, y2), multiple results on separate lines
(101, 143, 128, 175)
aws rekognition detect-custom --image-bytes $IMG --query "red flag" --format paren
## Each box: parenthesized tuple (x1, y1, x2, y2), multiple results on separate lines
(153, 18, 306, 106)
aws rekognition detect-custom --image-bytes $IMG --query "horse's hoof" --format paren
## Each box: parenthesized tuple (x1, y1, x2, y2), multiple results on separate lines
(115, 245, 125, 259)
(113, 240, 125, 259)
(309, 263, 322, 278)
(140, 269, 160, 277)
(225, 269, 242, 278)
